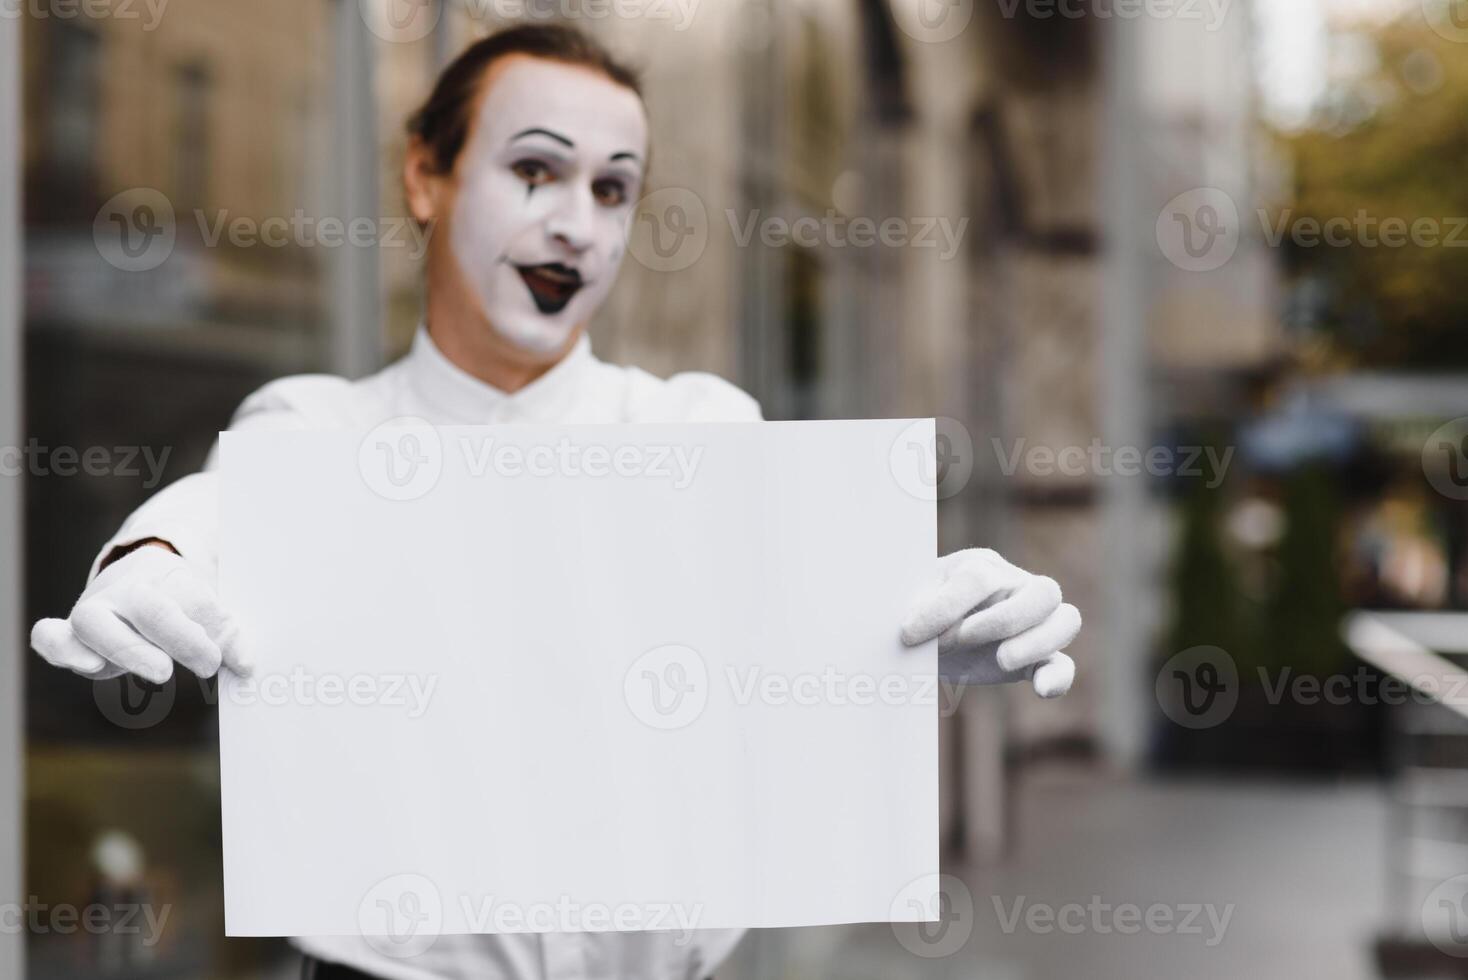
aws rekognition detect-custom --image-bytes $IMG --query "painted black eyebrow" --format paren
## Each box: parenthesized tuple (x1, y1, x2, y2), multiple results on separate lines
(510, 127, 574, 148)
(609, 151, 641, 164)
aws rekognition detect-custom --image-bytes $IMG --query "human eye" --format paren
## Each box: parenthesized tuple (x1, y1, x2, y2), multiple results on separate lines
(592, 176, 628, 207)
(511, 158, 554, 187)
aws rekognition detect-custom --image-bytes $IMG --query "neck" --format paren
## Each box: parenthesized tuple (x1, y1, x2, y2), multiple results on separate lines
(424, 292, 582, 395)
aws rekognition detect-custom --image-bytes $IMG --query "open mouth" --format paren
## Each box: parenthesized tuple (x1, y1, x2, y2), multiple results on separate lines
(515, 262, 585, 315)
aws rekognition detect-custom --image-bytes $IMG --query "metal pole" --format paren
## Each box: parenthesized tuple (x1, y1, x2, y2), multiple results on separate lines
(0, 7, 26, 977)
(332, 0, 385, 377)
(1098, 15, 1150, 766)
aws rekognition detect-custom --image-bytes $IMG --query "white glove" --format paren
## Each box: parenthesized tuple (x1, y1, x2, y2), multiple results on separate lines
(31, 545, 251, 684)
(901, 548, 1080, 698)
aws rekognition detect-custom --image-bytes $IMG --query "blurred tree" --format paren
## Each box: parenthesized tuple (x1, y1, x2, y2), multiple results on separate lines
(1263, 465, 1351, 677)
(1274, 15, 1468, 367)
(1165, 464, 1252, 675)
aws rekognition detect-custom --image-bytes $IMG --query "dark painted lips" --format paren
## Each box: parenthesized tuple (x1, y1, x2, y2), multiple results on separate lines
(516, 262, 585, 315)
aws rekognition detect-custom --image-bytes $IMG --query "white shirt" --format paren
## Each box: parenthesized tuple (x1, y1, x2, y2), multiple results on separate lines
(95, 327, 762, 980)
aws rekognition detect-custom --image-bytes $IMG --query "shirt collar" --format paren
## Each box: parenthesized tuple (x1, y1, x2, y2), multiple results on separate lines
(405, 325, 596, 423)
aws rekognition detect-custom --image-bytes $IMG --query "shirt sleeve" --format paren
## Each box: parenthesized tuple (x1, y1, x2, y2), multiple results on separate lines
(86, 376, 347, 585)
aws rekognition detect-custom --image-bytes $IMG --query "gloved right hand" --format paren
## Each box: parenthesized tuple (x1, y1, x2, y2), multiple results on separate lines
(31, 544, 252, 684)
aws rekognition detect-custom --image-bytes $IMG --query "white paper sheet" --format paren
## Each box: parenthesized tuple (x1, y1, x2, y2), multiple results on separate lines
(218, 419, 938, 938)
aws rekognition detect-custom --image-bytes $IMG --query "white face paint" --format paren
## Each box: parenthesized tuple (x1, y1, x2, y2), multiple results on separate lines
(448, 57, 648, 355)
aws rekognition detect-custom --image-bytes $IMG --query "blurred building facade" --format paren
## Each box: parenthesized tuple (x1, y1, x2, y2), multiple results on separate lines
(10, 0, 1282, 975)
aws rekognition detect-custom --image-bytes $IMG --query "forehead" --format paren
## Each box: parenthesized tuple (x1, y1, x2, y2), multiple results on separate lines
(470, 54, 648, 156)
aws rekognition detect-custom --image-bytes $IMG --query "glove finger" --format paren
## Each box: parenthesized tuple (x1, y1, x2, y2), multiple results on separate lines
(119, 582, 223, 679)
(995, 603, 1082, 673)
(1031, 652, 1075, 699)
(900, 562, 1008, 646)
(70, 601, 174, 685)
(31, 618, 110, 675)
(955, 575, 1061, 649)
(157, 568, 252, 676)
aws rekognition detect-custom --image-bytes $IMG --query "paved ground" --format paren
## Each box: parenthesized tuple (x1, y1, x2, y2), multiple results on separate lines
(723, 770, 1390, 980)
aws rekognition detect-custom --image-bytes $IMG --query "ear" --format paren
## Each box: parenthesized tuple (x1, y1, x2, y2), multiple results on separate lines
(403, 135, 449, 226)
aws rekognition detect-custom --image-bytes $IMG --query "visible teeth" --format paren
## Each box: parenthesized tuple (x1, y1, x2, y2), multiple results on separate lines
(528, 265, 579, 286)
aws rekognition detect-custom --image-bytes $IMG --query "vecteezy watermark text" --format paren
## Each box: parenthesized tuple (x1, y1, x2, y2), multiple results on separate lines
(993, 438, 1233, 488)
(625, 644, 968, 730)
(0, 0, 169, 30)
(0, 441, 171, 488)
(359, 420, 709, 502)
(358, 0, 701, 44)
(727, 210, 968, 261)
(995, 0, 1233, 29)
(358, 873, 703, 960)
(993, 895, 1234, 946)
(195, 210, 433, 260)
(94, 668, 439, 730)
(0, 899, 171, 945)
(1156, 645, 1468, 730)
(460, 437, 703, 489)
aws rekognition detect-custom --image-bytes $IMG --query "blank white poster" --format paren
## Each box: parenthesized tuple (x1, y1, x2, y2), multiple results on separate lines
(218, 419, 938, 938)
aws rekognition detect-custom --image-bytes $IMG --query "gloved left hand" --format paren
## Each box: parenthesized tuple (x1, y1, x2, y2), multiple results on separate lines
(901, 548, 1080, 698)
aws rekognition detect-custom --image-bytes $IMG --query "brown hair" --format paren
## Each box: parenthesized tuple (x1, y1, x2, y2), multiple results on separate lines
(406, 23, 643, 176)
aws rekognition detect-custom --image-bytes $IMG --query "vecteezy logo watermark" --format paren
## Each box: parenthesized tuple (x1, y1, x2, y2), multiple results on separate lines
(1160, 187, 1468, 272)
(992, 0, 1233, 30)
(360, 0, 701, 41)
(890, 418, 973, 501)
(360, 418, 445, 503)
(726, 666, 964, 715)
(228, 669, 439, 718)
(94, 669, 440, 730)
(93, 672, 177, 730)
(0, 0, 170, 30)
(1156, 646, 1468, 731)
(625, 646, 969, 731)
(359, 874, 444, 959)
(358, 0, 440, 42)
(1156, 187, 1240, 273)
(1423, 417, 1468, 501)
(459, 437, 703, 488)
(891, 873, 973, 958)
(1423, 0, 1468, 44)
(627, 187, 709, 273)
(0, 441, 171, 487)
(1155, 646, 1239, 730)
(993, 895, 1234, 946)
(624, 644, 708, 730)
(459, 894, 702, 939)
(357, 874, 703, 956)
(992, 438, 1233, 487)
(1259, 211, 1468, 251)
(1423, 874, 1468, 957)
(195, 211, 433, 260)
(628, 191, 970, 271)
(727, 210, 968, 261)
(892, 0, 974, 43)
(0, 899, 172, 945)
(94, 188, 176, 272)
(95, 191, 434, 271)
(475, 0, 699, 29)
(359, 424, 707, 502)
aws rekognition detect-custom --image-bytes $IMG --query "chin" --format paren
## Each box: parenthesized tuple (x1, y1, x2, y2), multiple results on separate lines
(486, 313, 579, 358)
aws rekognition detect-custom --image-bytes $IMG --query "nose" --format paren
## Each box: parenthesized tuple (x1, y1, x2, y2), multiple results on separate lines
(544, 184, 596, 255)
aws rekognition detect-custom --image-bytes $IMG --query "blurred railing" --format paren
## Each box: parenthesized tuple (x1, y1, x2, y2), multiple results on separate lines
(1343, 610, 1468, 972)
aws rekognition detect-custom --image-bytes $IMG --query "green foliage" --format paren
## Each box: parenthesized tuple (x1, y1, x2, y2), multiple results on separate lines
(1261, 466, 1350, 677)
(1275, 17, 1468, 367)
(1166, 477, 1247, 664)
